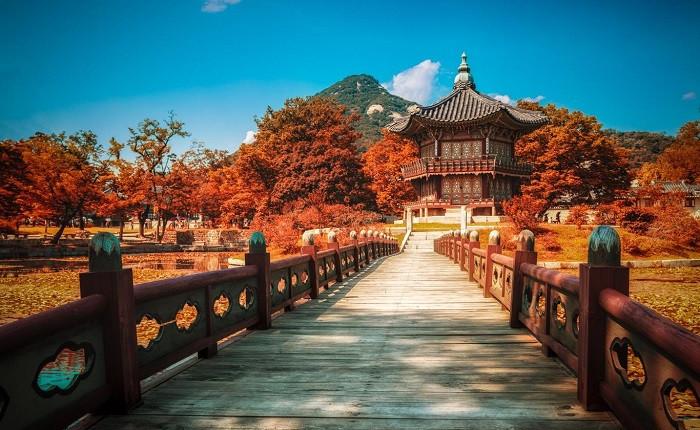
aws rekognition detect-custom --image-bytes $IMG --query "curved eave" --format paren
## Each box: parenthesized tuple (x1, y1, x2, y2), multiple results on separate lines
(385, 109, 547, 137)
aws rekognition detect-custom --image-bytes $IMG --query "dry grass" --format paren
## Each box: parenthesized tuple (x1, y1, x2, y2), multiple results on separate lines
(495, 224, 700, 262)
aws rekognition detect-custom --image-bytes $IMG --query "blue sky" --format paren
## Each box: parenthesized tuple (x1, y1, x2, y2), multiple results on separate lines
(1, 0, 699, 154)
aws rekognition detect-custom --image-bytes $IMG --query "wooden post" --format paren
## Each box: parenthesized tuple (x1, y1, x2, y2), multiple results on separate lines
(484, 230, 501, 298)
(453, 230, 460, 264)
(361, 230, 370, 265)
(509, 230, 537, 328)
(467, 230, 480, 282)
(459, 231, 468, 271)
(578, 226, 629, 411)
(300, 231, 320, 299)
(327, 231, 343, 283)
(245, 231, 271, 329)
(79, 233, 141, 413)
(350, 231, 361, 272)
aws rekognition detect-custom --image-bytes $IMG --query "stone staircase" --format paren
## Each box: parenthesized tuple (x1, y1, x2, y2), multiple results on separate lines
(403, 231, 447, 253)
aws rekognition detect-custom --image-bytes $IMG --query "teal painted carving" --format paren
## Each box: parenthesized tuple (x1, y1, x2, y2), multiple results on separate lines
(34, 343, 95, 397)
(88, 232, 122, 272)
(249, 231, 266, 254)
(588, 225, 621, 266)
(518, 230, 535, 251)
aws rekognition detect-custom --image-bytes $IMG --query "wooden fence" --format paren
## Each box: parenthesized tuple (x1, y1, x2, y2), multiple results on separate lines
(434, 227, 700, 430)
(0, 229, 398, 430)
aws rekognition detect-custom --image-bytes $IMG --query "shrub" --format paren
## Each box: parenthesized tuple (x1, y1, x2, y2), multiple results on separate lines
(502, 195, 546, 232)
(567, 205, 590, 229)
(538, 232, 563, 252)
(619, 207, 656, 235)
(648, 205, 700, 247)
(624, 235, 655, 256)
(594, 200, 628, 225)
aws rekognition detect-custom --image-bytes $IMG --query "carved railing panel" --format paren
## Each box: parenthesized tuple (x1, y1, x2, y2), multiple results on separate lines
(0, 296, 109, 430)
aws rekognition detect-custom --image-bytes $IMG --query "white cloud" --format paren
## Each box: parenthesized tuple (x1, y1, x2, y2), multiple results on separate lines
(522, 95, 545, 103)
(383, 60, 440, 104)
(489, 94, 545, 105)
(242, 130, 256, 144)
(682, 91, 697, 101)
(202, 0, 240, 13)
(489, 93, 513, 105)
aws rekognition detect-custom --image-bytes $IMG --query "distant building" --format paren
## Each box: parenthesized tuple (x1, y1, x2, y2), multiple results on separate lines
(386, 53, 548, 223)
(631, 181, 700, 218)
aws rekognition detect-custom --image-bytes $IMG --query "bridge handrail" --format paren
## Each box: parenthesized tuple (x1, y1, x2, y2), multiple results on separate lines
(134, 265, 259, 304)
(599, 288, 700, 429)
(0, 232, 400, 430)
(433, 227, 700, 430)
(520, 262, 580, 295)
(0, 294, 109, 429)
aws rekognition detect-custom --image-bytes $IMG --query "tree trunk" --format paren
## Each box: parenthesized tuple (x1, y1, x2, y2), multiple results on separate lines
(119, 218, 125, 241)
(155, 215, 162, 243)
(138, 205, 150, 238)
(78, 210, 85, 230)
(52, 222, 68, 245)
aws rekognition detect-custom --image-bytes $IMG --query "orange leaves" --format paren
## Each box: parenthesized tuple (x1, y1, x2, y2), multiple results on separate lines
(514, 103, 630, 208)
(501, 194, 546, 232)
(637, 120, 700, 185)
(362, 131, 418, 216)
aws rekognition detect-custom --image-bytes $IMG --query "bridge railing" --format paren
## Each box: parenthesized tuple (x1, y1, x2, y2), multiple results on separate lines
(0, 229, 399, 430)
(434, 227, 699, 430)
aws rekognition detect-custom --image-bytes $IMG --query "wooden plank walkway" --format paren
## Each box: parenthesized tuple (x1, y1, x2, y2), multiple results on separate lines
(93, 245, 620, 429)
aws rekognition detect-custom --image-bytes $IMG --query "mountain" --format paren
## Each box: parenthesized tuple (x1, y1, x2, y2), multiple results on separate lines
(604, 130, 674, 172)
(315, 74, 417, 150)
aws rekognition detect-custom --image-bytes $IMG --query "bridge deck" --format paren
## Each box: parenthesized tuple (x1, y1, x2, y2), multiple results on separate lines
(93, 247, 620, 429)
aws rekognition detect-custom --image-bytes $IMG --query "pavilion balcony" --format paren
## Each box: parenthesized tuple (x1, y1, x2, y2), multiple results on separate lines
(400, 155, 531, 180)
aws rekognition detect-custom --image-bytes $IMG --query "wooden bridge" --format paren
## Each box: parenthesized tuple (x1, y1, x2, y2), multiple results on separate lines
(0, 228, 698, 430)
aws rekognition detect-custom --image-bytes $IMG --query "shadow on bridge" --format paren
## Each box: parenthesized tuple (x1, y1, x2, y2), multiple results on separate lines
(91, 250, 620, 430)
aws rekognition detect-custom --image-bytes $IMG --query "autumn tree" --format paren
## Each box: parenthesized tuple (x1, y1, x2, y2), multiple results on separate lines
(502, 194, 546, 231)
(218, 143, 277, 226)
(125, 113, 190, 240)
(252, 97, 375, 213)
(567, 204, 590, 229)
(636, 120, 700, 184)
(0, 140, 28, 232)
(180, 143, 235, 225)
(20, 132, 107, 243)
(515, 102, 630, 210)
(98, 139, 146, 240)
(362, 131, 418, 216)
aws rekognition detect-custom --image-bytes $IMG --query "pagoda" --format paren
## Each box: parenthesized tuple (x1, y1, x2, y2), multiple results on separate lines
(386, 53, 548, 222)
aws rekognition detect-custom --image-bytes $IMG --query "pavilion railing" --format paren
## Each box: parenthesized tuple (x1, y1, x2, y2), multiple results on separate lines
(434, 227, 699, 430)
(400, 155, 532, 179)
(0, 230, 399, 430)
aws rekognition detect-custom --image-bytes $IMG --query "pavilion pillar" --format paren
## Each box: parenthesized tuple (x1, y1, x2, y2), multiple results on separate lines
(460, 205, 467, 233)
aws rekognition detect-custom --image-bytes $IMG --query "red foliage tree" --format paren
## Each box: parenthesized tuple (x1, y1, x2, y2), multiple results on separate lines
(20, 132, 107, 243)
(636, 120, 700, 184)
(98, 140, 147, 240)
(0, 140, 28, 233)
(502, 194, 546, 231)
(252, 97, 375, 213)
(362, 131, 418, 216)
(515, 102, 630, 210)
(566, 204, 590, 229)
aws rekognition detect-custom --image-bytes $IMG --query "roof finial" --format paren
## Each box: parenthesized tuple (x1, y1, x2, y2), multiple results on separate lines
(454, 51, 475, 90)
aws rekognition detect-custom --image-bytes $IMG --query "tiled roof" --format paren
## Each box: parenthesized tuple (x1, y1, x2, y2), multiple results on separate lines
(385, 86, 548, 133)
(661, 181, 700, 195)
